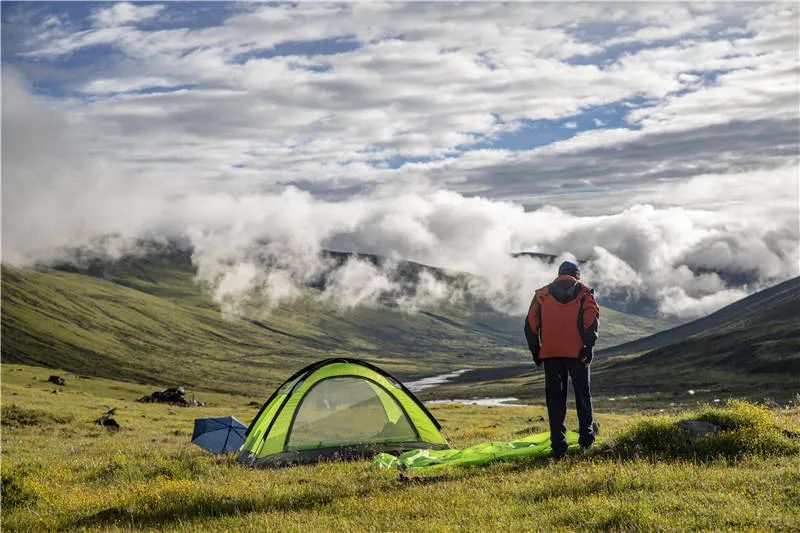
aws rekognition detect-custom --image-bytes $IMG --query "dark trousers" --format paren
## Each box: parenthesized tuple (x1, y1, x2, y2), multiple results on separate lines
(543, 358, 594, 455)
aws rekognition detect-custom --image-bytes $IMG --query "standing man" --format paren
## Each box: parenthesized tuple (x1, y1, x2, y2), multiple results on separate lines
(524, 260, 599, 458)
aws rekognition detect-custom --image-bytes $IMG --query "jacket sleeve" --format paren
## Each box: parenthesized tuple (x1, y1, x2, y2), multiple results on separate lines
(523, 295, 541, 355)
(581, 289, 600, 347)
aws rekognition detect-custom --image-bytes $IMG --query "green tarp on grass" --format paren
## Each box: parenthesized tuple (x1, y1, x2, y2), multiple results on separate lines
(374, 431, 580, 470)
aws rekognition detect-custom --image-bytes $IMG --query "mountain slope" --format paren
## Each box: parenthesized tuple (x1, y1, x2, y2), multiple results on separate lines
(594, 277, 800, 393)
(598, 277, 800, 358)
(1, 248, 670, 396)
(600, 278, 800, 372)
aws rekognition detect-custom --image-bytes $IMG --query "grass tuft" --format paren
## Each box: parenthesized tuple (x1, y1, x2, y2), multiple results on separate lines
(606, 400, 800, 460)
(1, 471, 37, 509)
(1, 404, 74, 427)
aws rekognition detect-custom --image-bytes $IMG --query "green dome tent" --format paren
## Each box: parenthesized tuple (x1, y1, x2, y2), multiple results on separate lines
(237, 358, 449, 467)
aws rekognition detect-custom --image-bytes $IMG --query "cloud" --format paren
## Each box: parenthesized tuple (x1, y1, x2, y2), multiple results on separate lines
(180, 187, 796, 318)
(605, 10, 719, 45)
(656, 285, 750, 318)
(322, 258, 395, 309)
(2, 3, 798, 321)
(91, 3, 165, 28)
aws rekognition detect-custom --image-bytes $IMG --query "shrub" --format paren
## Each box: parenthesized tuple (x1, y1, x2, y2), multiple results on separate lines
(1, 471, 36, 508)
(605, 400, 800, 460)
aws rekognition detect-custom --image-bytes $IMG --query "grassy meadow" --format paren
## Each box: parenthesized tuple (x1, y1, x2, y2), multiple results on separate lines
(3, 363, 799, 532)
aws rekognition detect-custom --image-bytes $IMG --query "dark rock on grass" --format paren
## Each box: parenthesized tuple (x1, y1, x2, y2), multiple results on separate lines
(95, 413, 120, 430)
(47, 375, 66, 386)
(247, 401, 260, 407)
(137, 386, 205, 407)
(678, 420, 719, 441)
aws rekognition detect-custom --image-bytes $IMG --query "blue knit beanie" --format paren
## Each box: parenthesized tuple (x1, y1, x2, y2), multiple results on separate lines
(558, 260, 580, 278)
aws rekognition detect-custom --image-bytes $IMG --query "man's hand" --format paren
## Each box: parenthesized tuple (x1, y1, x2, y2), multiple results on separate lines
(531, 345, 541, 366)
(524, 318, 542, 367)
(580, 346, 593, 366)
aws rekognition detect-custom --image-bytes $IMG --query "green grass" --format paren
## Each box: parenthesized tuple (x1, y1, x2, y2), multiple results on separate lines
(2, 363, 798, 532)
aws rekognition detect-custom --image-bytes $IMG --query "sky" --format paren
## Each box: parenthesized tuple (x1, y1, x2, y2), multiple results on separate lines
(2, 2, 799, 318)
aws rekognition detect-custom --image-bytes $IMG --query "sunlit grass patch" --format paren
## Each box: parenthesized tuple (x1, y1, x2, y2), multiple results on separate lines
(87, 449, 217, 485)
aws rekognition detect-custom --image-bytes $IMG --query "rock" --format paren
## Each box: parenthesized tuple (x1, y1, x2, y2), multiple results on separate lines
(247, 401, 261, 407)
(678, 420, 719, 441)
(47, 375, 66, 386)
(95, 413, 120, 430)
(137, 386, 204, 407)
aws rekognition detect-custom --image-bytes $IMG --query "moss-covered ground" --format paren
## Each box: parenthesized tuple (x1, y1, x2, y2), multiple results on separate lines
(3, 363, 798, 532)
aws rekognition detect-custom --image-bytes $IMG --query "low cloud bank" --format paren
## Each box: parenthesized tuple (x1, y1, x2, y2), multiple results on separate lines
(7, 184, 795, 320)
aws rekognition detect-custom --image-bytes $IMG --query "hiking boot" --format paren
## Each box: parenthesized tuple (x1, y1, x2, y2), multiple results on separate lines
(551, 452, 566, 463)
(551, 447, 567, 461)
(579, 422, 599, 449)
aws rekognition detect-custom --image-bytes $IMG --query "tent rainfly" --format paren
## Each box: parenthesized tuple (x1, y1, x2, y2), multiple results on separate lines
(237, 358, 448, 467)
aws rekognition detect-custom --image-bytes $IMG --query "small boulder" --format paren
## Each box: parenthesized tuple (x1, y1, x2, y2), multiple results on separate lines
(678, 420, 719, 441)
(47, 375, 66, 386)
(137, 386, 204, 407)
(95, 413, 120, 430)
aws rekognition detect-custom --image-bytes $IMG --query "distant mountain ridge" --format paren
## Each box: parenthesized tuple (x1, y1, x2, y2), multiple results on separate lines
(1, 245, 671, 396)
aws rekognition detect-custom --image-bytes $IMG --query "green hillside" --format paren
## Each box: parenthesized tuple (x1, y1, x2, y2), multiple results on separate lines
(0, 248, 668, 396)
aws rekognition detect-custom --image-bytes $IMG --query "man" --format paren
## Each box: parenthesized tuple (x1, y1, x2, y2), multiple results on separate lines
(524, 260, 599, 458)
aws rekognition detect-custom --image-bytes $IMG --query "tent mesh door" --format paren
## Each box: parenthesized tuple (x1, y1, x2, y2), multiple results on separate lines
(287, 377, 416, 450)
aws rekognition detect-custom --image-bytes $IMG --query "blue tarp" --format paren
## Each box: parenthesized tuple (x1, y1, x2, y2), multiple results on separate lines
(192, 416, 247, 454)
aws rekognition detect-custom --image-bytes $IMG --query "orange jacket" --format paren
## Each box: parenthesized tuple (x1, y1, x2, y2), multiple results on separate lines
(525, 275, 600, 359)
